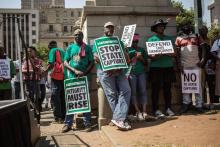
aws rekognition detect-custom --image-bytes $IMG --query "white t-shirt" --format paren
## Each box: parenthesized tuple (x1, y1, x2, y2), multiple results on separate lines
(211, 38, 220, 59)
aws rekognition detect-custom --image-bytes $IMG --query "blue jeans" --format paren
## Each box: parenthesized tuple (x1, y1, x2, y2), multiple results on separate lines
(97, 69, 131, 121)
(51, 79, 65, 119)
(64, 113, 91, 127)
(129, 73, 147, 105)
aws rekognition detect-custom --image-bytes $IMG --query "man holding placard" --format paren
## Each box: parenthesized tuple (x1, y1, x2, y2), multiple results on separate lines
(0, 46, 16, 100)
(93, 22, 131, 131)
(176, 22, 204, 114)
(146, 19, 176, 118)
(62, 29, 94, 133)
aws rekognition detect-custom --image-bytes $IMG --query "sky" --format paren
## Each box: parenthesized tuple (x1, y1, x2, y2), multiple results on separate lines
(0, 0, 215, 25)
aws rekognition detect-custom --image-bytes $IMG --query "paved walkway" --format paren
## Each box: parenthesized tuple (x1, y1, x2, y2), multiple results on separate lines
(36, 110, 111, 147)
(102, 111, 220, 146)
(36, 107, 220, 147)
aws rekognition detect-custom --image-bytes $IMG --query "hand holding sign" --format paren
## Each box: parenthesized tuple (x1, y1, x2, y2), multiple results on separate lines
(146, 40, 174, 55)
(93, 53, 100, 64)
(74, 69, 84, 77)
(95, 36, 128, 71)
(121, 24, 137, 47)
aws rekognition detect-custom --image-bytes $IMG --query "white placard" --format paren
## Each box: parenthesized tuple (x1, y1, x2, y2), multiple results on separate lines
(181, 69, 200, 93)
(146, 40, 174, 55)
(0, 59, 11, 79)
(121, 24, 136, 47)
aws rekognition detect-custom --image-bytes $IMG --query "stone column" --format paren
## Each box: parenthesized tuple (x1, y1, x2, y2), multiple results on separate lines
(98, 86, 112, 130)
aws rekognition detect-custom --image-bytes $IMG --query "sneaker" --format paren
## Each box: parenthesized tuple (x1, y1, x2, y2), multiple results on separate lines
(166, 108, 175, 116)
(111, 120, 131, 131)
(143, 112, 157, 122)
(137, 112, 144, 121)
(124, 121, 131, 130)
(61, 124, 72, 133)
(155, 110, 165, 118)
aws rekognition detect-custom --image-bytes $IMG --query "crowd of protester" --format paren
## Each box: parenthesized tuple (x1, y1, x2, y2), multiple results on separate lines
(0, 19, 219, 132)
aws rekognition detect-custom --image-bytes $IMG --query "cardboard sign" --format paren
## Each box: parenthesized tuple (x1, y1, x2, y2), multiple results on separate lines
(94, 36, 128, 71)
(0, 59, 11, 79)
(121, 24, 136, 47)
(181, 69, 200, 93)
(146, 40, 174, 55)
(64, 77, 91, 115)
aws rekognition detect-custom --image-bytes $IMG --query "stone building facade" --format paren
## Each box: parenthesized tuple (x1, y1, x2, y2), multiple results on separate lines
(21, 0, 82, 49)
(39, 8, 82, 49)
(21, 0, 65, 9)
(0, 9, 39, 60)
(209, 0, 220, 27)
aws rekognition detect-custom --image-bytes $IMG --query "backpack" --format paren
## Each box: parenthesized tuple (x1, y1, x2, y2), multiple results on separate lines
(50, 50, 64, 80)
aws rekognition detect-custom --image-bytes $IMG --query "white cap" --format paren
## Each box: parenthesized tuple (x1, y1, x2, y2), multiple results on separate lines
(104, 21, 115, 27)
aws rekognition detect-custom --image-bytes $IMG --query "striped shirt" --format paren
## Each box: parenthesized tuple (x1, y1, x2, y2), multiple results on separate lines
(175, 33, 200, 68)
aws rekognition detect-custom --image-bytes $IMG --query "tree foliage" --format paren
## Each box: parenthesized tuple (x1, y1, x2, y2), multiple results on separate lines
(208, 25, 220, 45)
(171, 0, 195, 32)
(36, 45, 49, 63)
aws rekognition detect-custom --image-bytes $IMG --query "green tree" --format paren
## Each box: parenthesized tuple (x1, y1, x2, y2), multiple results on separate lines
(36, 45, 48, 63)
(171, 0, 195, 32)
(208, 25, 220, 45)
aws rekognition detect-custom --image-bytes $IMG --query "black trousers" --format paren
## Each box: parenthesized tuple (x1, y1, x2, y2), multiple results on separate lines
(206, 74, 219, 103)
(150, 67, 174, 113)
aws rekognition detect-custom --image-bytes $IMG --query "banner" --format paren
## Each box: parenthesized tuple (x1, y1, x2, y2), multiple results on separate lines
(0, 59, 11, 79)
(146, 40, 174, 55)
(181, 69, 200, 93)
(94, 36, 128, 71)
(64, 76, 91, 115)
(121, 24, 136, 47)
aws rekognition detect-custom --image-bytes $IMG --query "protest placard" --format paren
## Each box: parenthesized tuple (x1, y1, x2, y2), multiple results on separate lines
(181, 69, 200, 93)
(146, 40, 174, 55)
(0, 59, 11, 79)
(94, 36, 128, 71)
(64, 76, 91, 115)
(121, 24, 136, 47)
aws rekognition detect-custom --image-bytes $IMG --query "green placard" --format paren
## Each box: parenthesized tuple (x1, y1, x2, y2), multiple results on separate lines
(64, 76, 91, 115)
(94, 36, 128, 71)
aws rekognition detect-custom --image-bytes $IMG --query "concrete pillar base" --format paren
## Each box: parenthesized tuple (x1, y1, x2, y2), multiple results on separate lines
(98, 86, 112, 130)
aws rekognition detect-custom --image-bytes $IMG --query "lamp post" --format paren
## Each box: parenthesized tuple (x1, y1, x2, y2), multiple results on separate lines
(194, 0, 203, 33)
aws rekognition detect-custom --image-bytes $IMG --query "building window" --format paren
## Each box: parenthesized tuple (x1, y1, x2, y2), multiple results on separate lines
(64, 11, 67, 17)
(49, 25, 53, 32)
(32, 22, 36, 26)
(32, 14, 36, 18)
(63, 26, 68, 32)
(56, 11, 59, 17)
(78, 11, 81, 17)
(63, 42, 68, 49)
(71, 11, 74, 17)
(71, 26, 73, 32)
(32, 30, 36, 35)
(32, 39, 36, 44)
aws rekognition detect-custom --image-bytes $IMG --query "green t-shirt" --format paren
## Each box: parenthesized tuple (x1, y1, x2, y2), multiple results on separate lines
(48, 48, 65, 64)
(48, 47, 67, 79)
(64, 43, 94, 79)
(92, 36, 125, 70)
(128, 47, 147, 74)
(0, 58, 16, 90)
(147, 35, 174, 68)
